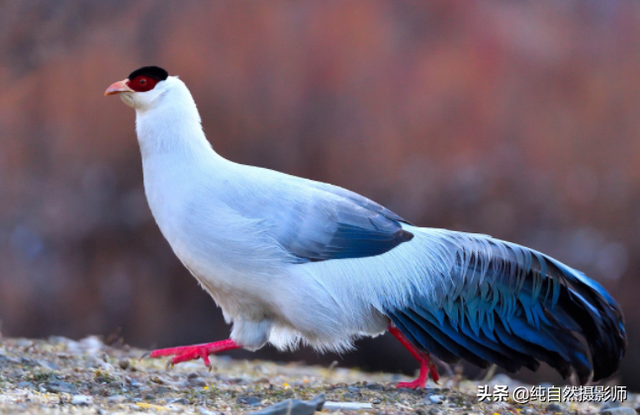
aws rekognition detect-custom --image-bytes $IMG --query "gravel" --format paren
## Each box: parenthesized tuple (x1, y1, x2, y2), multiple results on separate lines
(600, 408, 637, 415)
(0, 336, 636, 414)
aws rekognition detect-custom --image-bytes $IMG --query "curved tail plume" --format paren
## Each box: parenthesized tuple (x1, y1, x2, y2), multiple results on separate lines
(386, 231, 626, 384)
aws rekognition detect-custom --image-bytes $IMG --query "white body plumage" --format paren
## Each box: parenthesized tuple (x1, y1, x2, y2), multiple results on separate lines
(108, 70, 625, 385)
(133, 77, 437, 352)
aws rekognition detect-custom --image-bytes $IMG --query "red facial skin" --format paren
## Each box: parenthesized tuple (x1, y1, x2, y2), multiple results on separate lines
(127, 75, 160, 93)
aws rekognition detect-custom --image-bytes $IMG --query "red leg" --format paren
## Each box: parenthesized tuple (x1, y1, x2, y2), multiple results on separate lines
(149, 339, 241, 367)
(389, 324, 440, 388)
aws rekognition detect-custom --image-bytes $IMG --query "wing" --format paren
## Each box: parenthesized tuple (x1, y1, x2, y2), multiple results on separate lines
(385, 230, 626, 384)
(270, 178, 414, 262)
(220, 165, 414, 263)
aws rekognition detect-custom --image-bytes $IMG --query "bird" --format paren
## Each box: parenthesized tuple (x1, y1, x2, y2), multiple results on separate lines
(105, 66, 626, 388)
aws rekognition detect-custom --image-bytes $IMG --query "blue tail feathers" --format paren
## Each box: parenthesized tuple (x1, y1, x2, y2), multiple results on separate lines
(386, 234, 626, 384)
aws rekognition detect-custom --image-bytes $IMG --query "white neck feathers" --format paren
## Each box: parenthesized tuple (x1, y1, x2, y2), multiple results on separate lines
(134, 79, 215, 161)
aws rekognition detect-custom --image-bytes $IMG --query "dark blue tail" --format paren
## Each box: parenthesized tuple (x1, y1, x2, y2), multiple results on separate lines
(386, 242, 626, 384)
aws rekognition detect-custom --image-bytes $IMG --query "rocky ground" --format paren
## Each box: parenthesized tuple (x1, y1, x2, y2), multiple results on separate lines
(0, 336, 636, 414)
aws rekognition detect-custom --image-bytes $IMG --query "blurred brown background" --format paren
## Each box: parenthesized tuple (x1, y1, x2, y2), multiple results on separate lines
(1, 0, 639, 389)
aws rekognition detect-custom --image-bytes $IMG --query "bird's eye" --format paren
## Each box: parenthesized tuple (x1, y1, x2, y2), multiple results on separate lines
(128, 75, 159, 92)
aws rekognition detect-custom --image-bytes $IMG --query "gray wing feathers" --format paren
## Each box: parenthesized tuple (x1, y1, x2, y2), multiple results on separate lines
(273, 181, 413, 262)
(222, 168, 413, 263)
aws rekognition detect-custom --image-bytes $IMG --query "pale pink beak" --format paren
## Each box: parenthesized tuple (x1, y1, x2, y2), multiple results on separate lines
(104, 79, 134, 96)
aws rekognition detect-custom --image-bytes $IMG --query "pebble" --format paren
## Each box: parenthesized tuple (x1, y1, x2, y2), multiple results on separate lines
(107, 395, 127, 403)
(546, 403, 564, 413)
(343, 392, 360, 400)
(600, 407, 637, 415)
(37, 360, 59, 370)
(20, 357, 38, 366)
(8, 369, 25, 379)
(429, 395, 444, 404)
(128, 379, 141, 388)
(188, 376, 207, 387)
(198, 408, 219, 415)
(47, 336, 68, 345)
(71, 395, 93, 405)
(488, 374, 515, 387)
(248, 393, 325, 415)
(601, 402, 621, 411)
(324, 402, 374, 411)
(42, 381, 76, 394)
(77, 336, 104, 354)
(237, 396, 263, 406)
(0, 354, 20, 365)
(153, 386, 171, 396)
(83, 356, 103, 369)
(13, 339, 33, 347)
(168, 398, 189, 405)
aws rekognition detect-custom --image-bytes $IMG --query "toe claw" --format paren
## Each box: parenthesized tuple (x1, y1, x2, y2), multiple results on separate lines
(201, 353, 211, 367)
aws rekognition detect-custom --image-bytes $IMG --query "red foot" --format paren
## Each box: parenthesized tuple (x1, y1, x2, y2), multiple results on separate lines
(149, 339, 241, 367)
(389, 324, 440, 389)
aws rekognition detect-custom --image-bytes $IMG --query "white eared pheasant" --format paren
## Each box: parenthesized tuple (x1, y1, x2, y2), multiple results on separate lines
(105, 66, 626, 388)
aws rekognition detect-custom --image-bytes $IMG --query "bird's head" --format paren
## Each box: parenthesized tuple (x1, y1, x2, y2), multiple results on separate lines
(104, 66, 171, 110)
